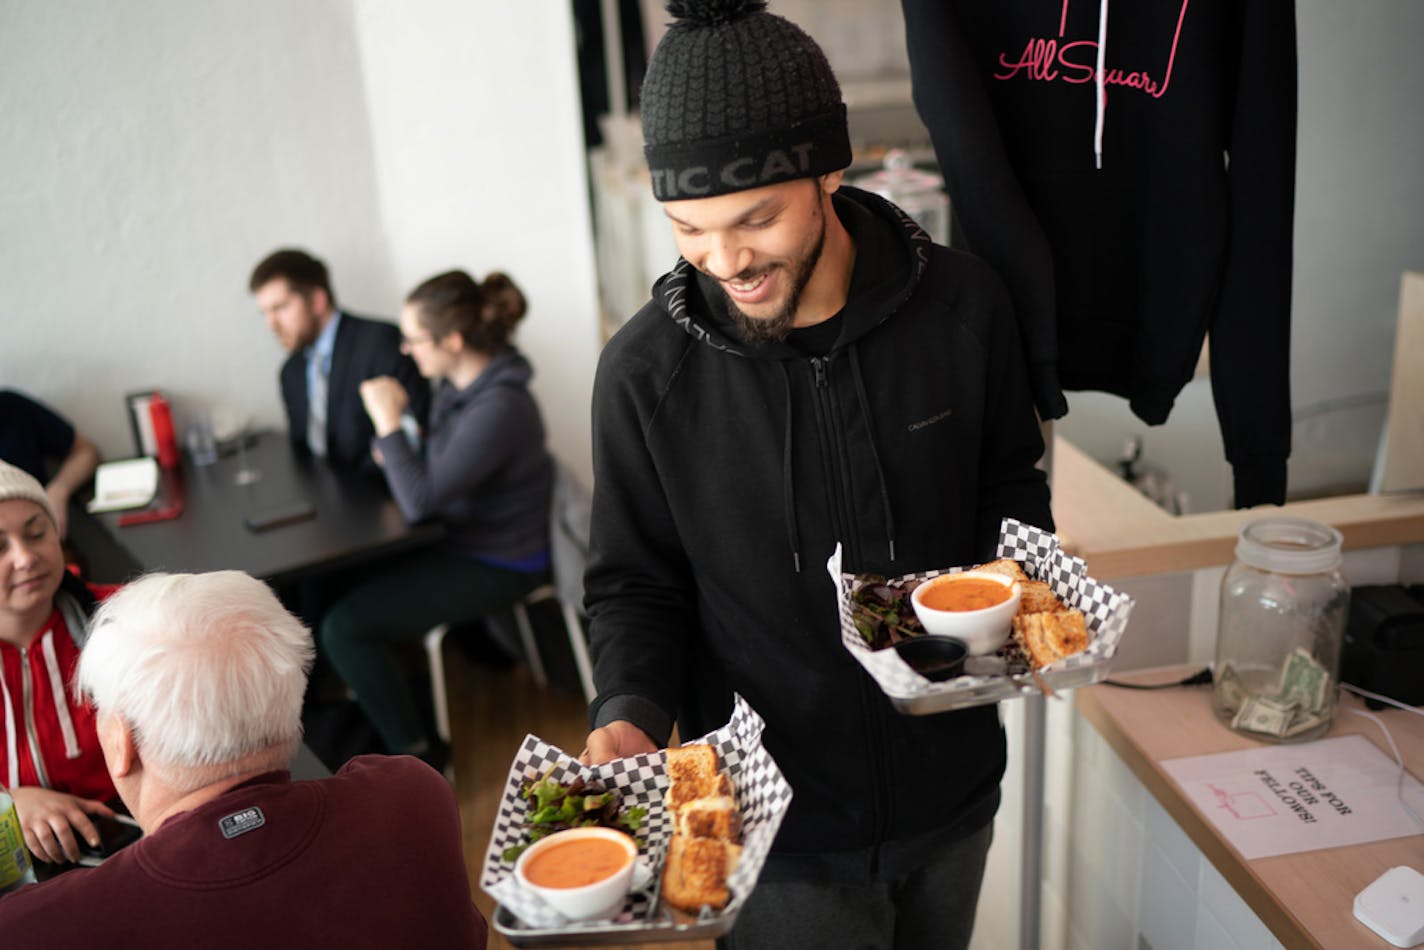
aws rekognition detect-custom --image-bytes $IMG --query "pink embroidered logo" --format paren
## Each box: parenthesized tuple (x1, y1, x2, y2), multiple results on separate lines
(993, 0, 1190, 99)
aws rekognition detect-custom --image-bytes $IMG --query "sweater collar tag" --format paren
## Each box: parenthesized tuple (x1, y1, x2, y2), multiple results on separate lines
(218, 806, 266, 840)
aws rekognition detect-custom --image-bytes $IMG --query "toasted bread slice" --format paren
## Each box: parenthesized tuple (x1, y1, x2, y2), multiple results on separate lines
(676, 795, 742, 842)
(1017, 580, 1064, 615)
(661, 835, 739, 913)
(1013, 609, 1089, 668)
(667, 744, 718, 787)
(666, 744, 721, 812)
(976, 558, 1028, 582)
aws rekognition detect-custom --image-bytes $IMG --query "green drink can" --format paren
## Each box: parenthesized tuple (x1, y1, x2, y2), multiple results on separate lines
(1, 788, 40, 894)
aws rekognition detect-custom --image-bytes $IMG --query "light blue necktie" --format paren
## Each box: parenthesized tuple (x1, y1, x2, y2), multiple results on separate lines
(307, 354, 328, 457)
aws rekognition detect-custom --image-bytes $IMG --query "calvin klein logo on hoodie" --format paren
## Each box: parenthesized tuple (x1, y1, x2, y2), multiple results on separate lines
(908, 408, 954, 432)
(993, 0, 1190, 99)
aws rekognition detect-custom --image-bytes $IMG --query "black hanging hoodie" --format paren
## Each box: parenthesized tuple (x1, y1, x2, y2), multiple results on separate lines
(902, 0, 1297, 507)
(585, 186, 1052, 866)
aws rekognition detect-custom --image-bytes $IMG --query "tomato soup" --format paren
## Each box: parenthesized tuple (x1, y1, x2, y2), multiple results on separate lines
(523, 836, 632, 889)
(919, 577, 1012, 612)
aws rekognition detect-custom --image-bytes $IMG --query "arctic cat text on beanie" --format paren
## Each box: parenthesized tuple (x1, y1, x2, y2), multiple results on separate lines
(640, 0, 852, 201)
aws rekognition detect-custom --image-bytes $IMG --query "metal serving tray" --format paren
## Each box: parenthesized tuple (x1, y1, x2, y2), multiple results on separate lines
(493, 903, 734, 947)
(831, 518, 1136, 715)
(483, 696, 792, 947)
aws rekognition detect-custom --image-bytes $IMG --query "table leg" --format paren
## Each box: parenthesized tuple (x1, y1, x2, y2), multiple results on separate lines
(1020, 692, 1045, 950)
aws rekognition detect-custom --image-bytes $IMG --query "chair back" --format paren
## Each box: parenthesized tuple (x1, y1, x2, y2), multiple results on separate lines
(548, 459, 591, 616)
(519, 457, 595, 701)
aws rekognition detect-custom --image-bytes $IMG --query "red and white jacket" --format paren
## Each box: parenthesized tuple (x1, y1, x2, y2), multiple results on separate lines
(1, 587, 116, 802)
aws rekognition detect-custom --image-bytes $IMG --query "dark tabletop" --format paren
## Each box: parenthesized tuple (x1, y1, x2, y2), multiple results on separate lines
(77, 431, 442, 586)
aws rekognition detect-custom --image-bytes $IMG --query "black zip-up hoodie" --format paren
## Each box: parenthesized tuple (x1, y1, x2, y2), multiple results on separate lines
(902, 0, 1296, 507)
(585, 187, 1052, 869)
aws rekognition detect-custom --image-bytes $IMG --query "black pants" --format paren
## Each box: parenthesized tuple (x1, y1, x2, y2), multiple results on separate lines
(318, 548, 546, 753)
(721, 821, 994, 950)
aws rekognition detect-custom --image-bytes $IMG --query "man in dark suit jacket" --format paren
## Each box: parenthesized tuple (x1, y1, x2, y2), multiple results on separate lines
(249, 249, 428, 474)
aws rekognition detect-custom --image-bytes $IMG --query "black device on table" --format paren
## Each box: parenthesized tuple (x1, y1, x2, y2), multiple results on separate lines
(31, 813, 144, 881)
(243, 500, 317, 533)
(78, 813, 144, 861)
(1341, 584, 1424, 708)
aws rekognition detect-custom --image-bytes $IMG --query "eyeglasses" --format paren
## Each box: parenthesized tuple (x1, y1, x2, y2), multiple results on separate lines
(400, 334, 435, 350)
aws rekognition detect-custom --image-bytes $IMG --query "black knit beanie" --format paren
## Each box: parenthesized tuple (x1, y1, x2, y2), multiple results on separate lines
(640, 0, 851, 202)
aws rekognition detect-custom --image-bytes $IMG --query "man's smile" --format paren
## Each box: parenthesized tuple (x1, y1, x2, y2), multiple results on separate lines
(721, 268, 778, 307)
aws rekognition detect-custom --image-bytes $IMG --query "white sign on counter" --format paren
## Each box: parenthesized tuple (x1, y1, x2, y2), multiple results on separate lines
(1161, 734, 1424, 860)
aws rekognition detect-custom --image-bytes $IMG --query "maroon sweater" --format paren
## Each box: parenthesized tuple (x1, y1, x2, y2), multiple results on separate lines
(0, 755, 487, 949)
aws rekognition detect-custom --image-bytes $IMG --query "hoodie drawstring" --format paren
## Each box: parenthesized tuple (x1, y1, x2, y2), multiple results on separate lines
(0, 631, 80, 790)
(780, 364, 803, 573)
(2, 667, 17, 788)
(848, 345, 898, 564)
(3, 595, 92, 787)
(40, 633, 81, 759)
(1094, 0, 1110, 169)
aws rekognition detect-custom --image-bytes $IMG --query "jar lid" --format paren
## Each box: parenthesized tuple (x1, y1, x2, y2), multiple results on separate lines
(852, 149, 947, 203)
(1235, 517, 1343, 574)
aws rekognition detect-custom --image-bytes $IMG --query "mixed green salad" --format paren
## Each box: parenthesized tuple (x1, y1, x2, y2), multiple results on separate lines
(502, 771, 648, 862)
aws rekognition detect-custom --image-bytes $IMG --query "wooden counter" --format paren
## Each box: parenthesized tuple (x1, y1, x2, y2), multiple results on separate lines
(1076, 669, 1424, 949)
(1051, 436, 1424, 581)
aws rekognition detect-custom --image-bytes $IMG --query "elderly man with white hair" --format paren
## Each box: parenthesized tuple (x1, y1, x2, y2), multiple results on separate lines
(0, 570, 487, 949)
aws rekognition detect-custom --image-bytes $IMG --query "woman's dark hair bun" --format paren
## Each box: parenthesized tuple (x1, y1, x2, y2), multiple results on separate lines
(407, 268, 526, 354)
(480, 271, 526, 330)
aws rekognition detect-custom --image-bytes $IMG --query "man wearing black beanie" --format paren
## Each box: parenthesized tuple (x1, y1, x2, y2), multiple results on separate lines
(581, 2, 1053, 946)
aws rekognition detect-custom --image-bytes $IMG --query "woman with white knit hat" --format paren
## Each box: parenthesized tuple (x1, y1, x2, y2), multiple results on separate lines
(0, 460, 119, 865)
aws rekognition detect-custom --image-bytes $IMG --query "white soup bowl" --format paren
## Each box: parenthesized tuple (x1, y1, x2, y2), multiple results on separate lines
(514, 826, 638, 921)
(910, 570, 1021, 655)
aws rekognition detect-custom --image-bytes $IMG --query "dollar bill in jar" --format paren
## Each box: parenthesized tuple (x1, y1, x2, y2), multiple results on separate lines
(1212, 517, 1348, 743)
(1222, 649, 1334, 741)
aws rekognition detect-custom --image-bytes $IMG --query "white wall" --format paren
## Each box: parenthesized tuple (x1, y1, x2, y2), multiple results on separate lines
(352, 0, 599, 481)
(0, 0, 600, 483)
(1, 1, 395, 448)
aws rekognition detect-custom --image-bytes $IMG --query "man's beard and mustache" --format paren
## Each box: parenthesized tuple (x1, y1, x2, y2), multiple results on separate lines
(713, 206, 826, 345)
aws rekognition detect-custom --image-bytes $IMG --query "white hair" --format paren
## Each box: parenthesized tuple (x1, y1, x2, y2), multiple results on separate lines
(77, 571, 314, 775)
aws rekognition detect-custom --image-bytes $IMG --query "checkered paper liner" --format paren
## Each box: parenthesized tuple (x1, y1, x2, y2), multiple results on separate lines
(483, 694, 792, 941)
(831, 518, 1135, 714)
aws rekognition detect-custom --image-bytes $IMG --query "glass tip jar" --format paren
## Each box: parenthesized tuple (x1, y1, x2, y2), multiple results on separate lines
(851, 149, 951, 247)
(1212, 517, 1350, 743)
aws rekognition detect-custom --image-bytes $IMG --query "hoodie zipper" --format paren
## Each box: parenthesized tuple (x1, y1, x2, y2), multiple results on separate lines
(18, 646, 51, 789)
(809, 356, 855, 562)
(808, 354, 893, 858)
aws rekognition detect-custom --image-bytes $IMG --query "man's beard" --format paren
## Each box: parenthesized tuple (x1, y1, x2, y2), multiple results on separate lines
(720, 209, 826, 345)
